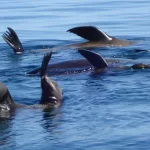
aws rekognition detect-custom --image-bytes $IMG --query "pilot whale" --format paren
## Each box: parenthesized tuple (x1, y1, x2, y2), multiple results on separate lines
(27, 49, 150, 76)
(2, 26, 133, 54)
(67, 26, 133, 48)
(0, 52, 63, 114)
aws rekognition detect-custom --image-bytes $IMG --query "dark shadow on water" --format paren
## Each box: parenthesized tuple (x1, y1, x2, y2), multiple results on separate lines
(42, 112, 59, 133)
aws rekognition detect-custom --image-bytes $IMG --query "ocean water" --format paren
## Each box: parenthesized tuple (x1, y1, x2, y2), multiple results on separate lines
(0, 0, 150, 150)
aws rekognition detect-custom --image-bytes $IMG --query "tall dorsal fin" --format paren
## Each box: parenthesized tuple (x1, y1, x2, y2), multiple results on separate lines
(67, 26, 112, 41)
(40, 52, 52, 77)
(78, 49, 108, 69)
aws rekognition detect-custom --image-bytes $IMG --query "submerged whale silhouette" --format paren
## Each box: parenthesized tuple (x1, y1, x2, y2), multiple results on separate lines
(2, 26, 133, 54)
(27, 49, 150, 76)
(0, 52, 63, 115)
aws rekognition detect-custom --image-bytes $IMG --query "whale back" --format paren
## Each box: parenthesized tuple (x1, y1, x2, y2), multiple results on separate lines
(68, 26, 132, 46)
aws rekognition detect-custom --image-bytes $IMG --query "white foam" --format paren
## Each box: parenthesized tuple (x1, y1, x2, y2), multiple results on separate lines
(16, 52, 23, 54)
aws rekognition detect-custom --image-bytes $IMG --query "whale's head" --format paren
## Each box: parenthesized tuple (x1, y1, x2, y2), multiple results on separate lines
(0, 82, 15, 111)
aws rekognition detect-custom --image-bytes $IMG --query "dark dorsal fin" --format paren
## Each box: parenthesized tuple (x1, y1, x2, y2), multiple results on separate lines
(40, 52, 52, 77)
(67, 26, 112, 41)
(78, 49, 108, 69)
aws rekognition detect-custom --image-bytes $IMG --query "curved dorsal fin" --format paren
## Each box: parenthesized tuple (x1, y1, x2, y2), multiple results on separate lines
(78, 49, 108, 69)
(67, 26, 112, 41)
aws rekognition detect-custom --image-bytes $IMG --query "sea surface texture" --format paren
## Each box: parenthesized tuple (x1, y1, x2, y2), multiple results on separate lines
(0, 0, 150, 150)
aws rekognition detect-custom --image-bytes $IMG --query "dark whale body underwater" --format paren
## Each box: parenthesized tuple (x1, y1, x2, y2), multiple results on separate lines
(2, 26, 133, 54)
(27, 49, 150, 76)
(0, 52, 63, 116)
(2, 26, 148, 76)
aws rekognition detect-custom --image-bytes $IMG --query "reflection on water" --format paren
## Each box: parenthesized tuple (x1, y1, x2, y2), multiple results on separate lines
(0, 115, 16, 149)
(0, 107, 63, 150)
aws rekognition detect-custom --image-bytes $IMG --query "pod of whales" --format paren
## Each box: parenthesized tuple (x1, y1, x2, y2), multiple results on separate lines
(2, 26, 133, 54)
(2, 26, 149, 76)
(1, 24, 149, 118)
(0, 52, 63, 113)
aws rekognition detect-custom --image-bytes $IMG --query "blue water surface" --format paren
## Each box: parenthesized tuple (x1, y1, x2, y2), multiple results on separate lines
(0, 0, 150, 150)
